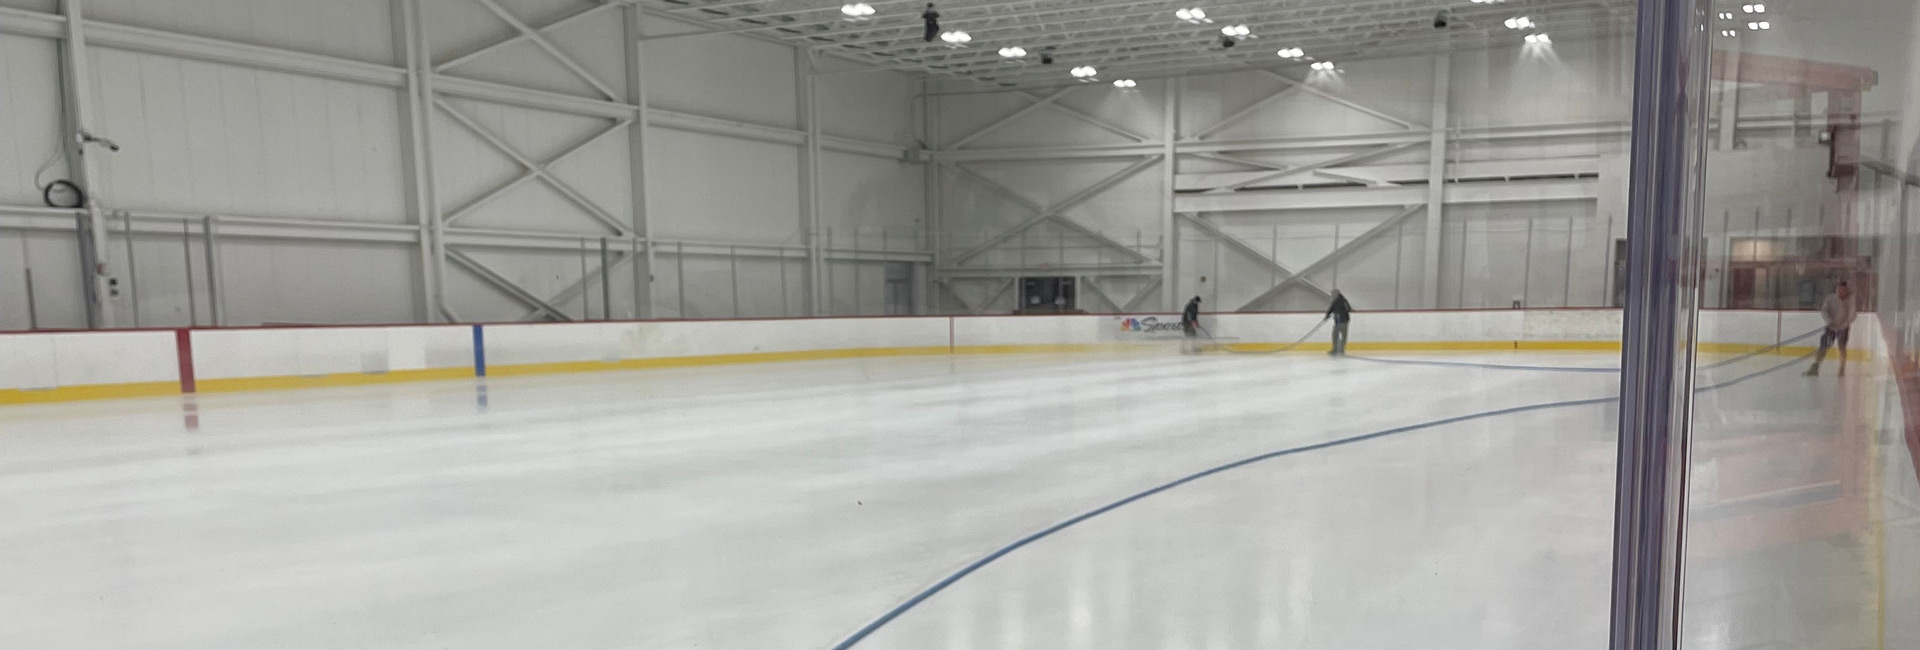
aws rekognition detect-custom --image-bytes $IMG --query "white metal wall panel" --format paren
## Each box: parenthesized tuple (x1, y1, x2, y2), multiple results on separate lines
(86, 0, 397, 65)
(640, 21, 799, 129)
(0, 34, 64, 205)
(216, 239, 419, 325)
(819, 151, 922, 238)
(645, 127, 800, 244)
(816, 69, 917, 144)
(88, 50, 409, 222)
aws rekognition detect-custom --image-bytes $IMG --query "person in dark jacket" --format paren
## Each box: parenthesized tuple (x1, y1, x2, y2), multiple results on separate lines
(1181, 296, 1203, 354)
(921, 3, 940, 42)
(1325, 291, 1353, 356)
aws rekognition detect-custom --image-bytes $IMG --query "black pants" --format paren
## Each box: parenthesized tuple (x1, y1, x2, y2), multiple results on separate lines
(1331, 320, 1349, 355)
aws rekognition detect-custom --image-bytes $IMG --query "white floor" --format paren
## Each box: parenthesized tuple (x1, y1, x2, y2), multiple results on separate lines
(0, 350, 1878, 649)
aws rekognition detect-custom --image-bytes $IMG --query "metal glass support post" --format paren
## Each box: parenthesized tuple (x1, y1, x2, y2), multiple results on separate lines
(1421, 53, 1452, 308)
(624, 3, 655, 318)
(1159, 78, 1180, 310)
(600, 237, 612, 321)
(203, 216, 223, 326)
(1609, 0, 1714, 648)
(182, 219, 197, 327)
(122, 210, 139, 326)
(58, 0, 115, 328)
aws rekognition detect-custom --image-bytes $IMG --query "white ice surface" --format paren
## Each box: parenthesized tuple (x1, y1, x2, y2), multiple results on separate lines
(0, 351, 1877, 649)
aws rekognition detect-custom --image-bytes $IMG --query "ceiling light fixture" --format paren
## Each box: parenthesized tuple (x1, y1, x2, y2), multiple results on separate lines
(1742, 3, 1765, 13)
(939, 30, 971, 46)
(1524, 32, 1551, 43)
(839, 3, 875, 20)
(998, 46, 1027, 58)
(1175, 7, 1210, 23)
(1071, 65, 1099, 79)
(1221, 24, 1252, 37)
(1277, 47, 1304, 58)
(1503, 16, 1535, 29)
(1747, 20, 1770, 29)
(1311, 61, 1335, 71)
(1113, 79, 1137, 89)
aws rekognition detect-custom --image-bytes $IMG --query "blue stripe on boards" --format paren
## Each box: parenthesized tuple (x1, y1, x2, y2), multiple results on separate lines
(472, 324, 487, 378)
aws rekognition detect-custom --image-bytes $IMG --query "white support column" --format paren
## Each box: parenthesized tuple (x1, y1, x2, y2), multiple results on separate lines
(1421, 53, 1451, 308)
(394, 0, 445, 322)
(57, 0, 115, 328)
(922, 78, 941, 315)
(625, 4, 655, 318)
(1159, 77, 1180, 310)
(798, 51, 825, 315)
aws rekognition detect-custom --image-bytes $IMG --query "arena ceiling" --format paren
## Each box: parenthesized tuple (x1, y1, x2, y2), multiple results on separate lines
(643, 0, 1638, 87)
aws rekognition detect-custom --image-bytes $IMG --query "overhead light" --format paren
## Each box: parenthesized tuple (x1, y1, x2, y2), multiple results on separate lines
(1277, 47, 1304, 58)
(1524, 32, 1551, 43)
(1070, 65, 1098, 79)
(1221, 24, 1251, 37)
(1175, 7, 1210, 23)
(998, 46, 1027, 58)
(1718, 11, 1734, 19)
(1746, 20, 1770, 29)
(939, 30, 971, 45)
(1720, 28, 1739, 36)
(1310, 61, 1335, 71)
(1742, 3, 1765, 13)
(1503, 16, 1534, 29)
(839, 3, 875, 20)
(1470, 0, 1505, 4)
(1113, 79, 1137, 89)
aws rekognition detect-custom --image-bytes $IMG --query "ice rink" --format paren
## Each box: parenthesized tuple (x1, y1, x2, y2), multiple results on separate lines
(0, 350, 1874, 650)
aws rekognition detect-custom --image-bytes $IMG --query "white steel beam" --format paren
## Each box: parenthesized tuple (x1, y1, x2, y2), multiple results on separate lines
(447, 249, 572, 321)
(798, 52, 825, 315)
(1124, 277, 1163, 311)
(1190, 85, 1304, 141)
(1200, 143, 1421, 194)
(1159, 77, 1179, 309)
(468, 0, 619, 100)
(945, 158, 1158, 265)
(1176, 157, 1601, 191)
(626, 3, 656, 319)
(442, 119, 634, 225)
(1421, 53, 1450, 308)
(948, 87, 1071, 150)
(395, 0, 450, 323)
(57, 0, 114, 328)
(1177, 179, 1598, 212)
(435, 99, 634, 236)
(438, 1, 631, 72)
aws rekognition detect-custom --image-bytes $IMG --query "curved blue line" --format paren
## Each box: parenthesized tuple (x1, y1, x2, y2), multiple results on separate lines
(827, 352, 1810, 649)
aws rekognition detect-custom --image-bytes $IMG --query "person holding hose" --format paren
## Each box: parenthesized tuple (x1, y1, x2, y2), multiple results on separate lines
(1805, 281, 1855, 377)
(1325, 290, 1353, 356)
(1181, 296, 1204, 355)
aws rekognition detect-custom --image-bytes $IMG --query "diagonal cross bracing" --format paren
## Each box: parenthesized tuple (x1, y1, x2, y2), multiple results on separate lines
(447, 248, 573, 321)
(436, 99, 634, 236)
(437, 1, 629, 72)
(464, 0, 621, 100)
(945, 158, 1158, 265)
(1177, 212, 1333, 301)
(1201, 142, 1420, 194)
(1237, 204, 1424, 311)
(445, 118, 634, 225)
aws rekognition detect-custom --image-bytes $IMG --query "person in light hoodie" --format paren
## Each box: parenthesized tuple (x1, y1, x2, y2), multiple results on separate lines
(1805, 281, 1856, 377)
